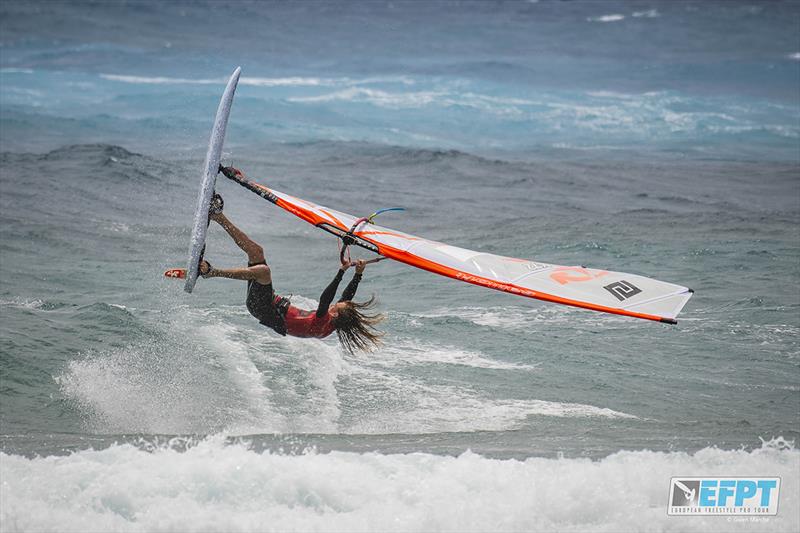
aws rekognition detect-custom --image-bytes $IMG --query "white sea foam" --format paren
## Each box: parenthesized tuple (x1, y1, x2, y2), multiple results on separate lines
(56, 311, 286, 434)
(100, 74, 327, 86)
(42, 301, 692, 437)
(254, 335, 345, 434)
(3, 87, 45, 99)
(0, 298, 45, 309)
(206, 316, 632, 435)
(288, 88, 539, 117)
(288, 87, 449, 107)
(789, 52, 800, 61)
(370, 338, 538, 370)
(56, 305, 343, 435)
(632, 9, 660, 18)
(414, 305, 600, 330)
(535, 91, 798, 140)
(99, 74, 415, 87)
(108, 303, 134, 311)
(585, 90, 639, 100)
(1, 438, 797, 533)
(193, 321, 287, 433)
(388, 390, 638, 432)
(340, 370, 636, 436)
(0, 68, 34, 74)
(282, 83, 795, 143)
(587, 14, 625, 23)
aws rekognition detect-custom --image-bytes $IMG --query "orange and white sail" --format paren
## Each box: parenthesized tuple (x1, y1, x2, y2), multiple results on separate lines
(222, 168, 693, 324)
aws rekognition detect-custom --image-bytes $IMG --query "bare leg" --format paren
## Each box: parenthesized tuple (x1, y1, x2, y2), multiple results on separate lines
(210, 212, 265, 264)
(201, 261, 271, 284)
(208, 212, 272, 285)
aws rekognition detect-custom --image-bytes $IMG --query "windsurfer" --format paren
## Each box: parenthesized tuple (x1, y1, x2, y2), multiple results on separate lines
(199, 198, 384, 353)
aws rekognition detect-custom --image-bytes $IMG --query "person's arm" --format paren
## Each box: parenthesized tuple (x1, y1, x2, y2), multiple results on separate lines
(339, 260, 367, 302)
(316, 268, 346, 317)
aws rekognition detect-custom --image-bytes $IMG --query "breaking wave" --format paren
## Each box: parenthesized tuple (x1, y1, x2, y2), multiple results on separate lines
(1, 437, 797, 533)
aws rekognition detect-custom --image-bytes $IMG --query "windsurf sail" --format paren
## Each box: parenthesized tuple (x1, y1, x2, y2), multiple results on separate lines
(220, 167, 693, 324)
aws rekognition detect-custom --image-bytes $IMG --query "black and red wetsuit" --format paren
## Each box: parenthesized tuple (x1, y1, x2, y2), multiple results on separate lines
(245, 266, 362, 338)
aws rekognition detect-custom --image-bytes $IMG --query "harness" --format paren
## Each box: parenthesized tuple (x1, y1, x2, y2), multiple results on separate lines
(273, 294, 290, 316)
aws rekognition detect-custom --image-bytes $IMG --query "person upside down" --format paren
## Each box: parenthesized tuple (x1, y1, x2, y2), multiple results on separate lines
(199, 196, 384, 353)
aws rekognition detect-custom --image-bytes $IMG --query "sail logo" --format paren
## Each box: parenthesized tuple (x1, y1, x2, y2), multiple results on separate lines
(668, 478, 780, 515)
(603, 280, 642, 301)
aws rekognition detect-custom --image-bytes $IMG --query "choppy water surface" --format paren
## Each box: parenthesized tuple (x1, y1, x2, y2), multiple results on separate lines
(1, 2, 798, 531)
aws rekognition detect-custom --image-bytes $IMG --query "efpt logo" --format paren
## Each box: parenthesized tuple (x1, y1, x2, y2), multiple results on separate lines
(668, 477, 780, 515)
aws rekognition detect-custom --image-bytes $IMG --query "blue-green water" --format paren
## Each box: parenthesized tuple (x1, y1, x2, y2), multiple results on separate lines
(1, 2, 798, 531)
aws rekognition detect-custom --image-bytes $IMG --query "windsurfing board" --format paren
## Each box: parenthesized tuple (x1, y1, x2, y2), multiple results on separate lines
(184, 66, 241, 293)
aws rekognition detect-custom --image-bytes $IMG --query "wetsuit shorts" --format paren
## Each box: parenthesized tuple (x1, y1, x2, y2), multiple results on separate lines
(245, 262, 289, 335)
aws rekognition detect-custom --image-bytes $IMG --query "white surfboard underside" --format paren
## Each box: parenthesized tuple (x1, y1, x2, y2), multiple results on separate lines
(185, 67, 241, 293)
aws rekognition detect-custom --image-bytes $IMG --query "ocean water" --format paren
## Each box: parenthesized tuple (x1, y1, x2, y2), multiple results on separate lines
(1, 1, 798, 532)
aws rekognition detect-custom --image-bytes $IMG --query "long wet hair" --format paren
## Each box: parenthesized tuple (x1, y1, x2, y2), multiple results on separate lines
(332, 295, 384, 353)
